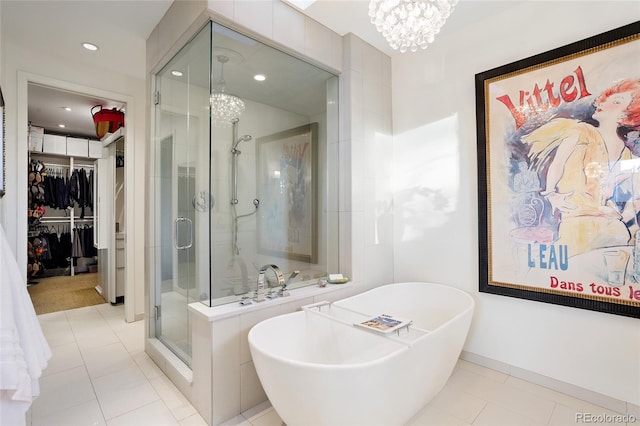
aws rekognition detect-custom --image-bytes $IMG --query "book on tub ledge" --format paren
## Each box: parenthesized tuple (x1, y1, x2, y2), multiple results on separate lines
(355, 314, 412, 334)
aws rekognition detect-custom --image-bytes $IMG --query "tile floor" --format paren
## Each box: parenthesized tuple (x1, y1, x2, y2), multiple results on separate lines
(29, 303, 631, 426)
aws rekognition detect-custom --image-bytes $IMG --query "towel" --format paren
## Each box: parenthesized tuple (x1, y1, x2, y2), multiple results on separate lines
(0, 224, 52, 423)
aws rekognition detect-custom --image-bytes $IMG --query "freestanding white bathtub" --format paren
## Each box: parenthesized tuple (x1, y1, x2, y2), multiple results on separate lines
(248, 282, 475, 426)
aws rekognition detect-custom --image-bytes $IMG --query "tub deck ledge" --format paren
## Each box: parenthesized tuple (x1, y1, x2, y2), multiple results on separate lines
(188, 281, 354, 322)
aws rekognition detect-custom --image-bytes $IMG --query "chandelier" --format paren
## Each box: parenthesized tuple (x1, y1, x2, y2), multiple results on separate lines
(211, 55, 245, 126)
(369, 0, 458, 53)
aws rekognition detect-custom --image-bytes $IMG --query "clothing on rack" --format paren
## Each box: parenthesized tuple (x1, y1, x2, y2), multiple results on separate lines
(72, 225, 96, 258)
(68, 168, 92, 218)
(31, 164, 93, 212)
(28, 155, 97, 279)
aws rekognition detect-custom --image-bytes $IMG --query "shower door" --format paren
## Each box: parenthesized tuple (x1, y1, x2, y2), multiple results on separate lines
(152, 23, 211, 365)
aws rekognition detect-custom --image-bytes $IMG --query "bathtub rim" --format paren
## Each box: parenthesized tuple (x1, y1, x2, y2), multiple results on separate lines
(248, 281, 475, 370)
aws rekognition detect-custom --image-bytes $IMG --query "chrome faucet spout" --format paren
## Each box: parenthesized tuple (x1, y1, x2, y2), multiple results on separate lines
(254, 264, 284, 302)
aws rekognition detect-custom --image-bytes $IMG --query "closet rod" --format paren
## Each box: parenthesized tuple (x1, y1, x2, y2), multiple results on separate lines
(41, 162, 70, 169)
(39, 215, 94, 221)
(37, 218, 72, 223)
(37, 162, 95, 170)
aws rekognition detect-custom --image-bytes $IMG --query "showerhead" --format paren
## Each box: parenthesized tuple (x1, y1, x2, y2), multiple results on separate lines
(232, 135, 253, 151)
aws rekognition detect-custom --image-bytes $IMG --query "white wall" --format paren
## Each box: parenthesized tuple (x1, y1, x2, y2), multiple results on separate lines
(1, 39, 147, 320)
(392, 1, 640, 405)
(0, 2, 5, 224)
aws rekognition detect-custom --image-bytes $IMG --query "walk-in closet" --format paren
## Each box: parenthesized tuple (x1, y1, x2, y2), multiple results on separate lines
(26, 83, 126, 315)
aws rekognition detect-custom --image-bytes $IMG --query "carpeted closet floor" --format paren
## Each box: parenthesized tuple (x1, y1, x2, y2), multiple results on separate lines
(27, 273, 106, 315)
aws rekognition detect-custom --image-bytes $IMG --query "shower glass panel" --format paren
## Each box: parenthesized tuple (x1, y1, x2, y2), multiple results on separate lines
(206, 22, 339, 306)
(152, 19, 339, 320)
(153, 22, 212, 365)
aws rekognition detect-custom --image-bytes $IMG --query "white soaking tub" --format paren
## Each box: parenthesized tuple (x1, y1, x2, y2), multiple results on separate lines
(248, 282, 475, 426)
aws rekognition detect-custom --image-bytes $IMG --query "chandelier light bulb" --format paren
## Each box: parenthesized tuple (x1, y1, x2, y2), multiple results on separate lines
(210, 55, 245, 126)
(369, 0, 458, 53)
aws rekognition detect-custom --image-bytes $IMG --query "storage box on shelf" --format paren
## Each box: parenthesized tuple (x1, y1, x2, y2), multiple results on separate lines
(28, 125, 44, 152)
(29, 130, 101, 159)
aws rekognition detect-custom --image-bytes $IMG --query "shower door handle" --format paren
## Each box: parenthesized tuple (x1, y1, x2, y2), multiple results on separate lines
(174, 217, 193, 250)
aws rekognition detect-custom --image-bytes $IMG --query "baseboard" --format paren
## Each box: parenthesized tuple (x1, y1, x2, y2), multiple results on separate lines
(460, 351, 639, 417)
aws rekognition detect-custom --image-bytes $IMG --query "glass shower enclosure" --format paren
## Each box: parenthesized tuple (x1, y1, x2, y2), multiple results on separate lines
(152, 23, 211, 365)
(151, 21, 339, 366)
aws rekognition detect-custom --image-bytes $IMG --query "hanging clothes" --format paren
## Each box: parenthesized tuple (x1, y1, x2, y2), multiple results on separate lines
(80, 226, 96, 257)
(71, 228, 83, 258)
(57, 229, 72, 268)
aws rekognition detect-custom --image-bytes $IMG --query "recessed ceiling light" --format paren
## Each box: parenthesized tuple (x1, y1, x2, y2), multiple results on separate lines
(82, 42, 99, 51)
(58, 124, 66, 128)
(62, 107, 72, 112)
(171, 70, 183, 77)
(254, 74, 266, 82)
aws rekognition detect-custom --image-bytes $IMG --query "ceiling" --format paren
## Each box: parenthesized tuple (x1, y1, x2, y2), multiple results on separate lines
(3, 0, 173, 138)
(2, 0, 513, 138)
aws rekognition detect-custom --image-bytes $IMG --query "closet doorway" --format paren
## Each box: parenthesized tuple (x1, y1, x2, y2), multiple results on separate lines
(25, 82, 125, 316)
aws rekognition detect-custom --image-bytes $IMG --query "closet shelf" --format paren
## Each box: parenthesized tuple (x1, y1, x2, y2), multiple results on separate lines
(101, 127, 124, 147)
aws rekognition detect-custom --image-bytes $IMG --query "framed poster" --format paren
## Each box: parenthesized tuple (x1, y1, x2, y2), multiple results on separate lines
(476, 21, 640, 318)
(256, 123, 318, 263)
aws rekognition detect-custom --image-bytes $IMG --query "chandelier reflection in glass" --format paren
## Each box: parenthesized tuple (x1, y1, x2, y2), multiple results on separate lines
(369, 0, 458, 53)
(211, 55, 245, 126)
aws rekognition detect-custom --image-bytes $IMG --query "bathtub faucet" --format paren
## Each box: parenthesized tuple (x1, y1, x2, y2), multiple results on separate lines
(279, 270, 300, 297)
(255, 264, 284, 302)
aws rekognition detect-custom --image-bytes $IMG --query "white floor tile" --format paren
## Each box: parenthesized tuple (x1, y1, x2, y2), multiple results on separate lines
(115, 323, 145, 354)
(220, 414, 252, 426)
(42, 341, 84, 377)
(38, 315, 76, 348)
(132, 351, 164, 380)
(74, 325, 121, 350)
(490, 381, 556, 424)
(406, 404, 472, 426)
(179, 413, 210, 426)
(247, 408, 284, 426)
(148, 375, 194, 420)
(549, 403, 586, 426)
(81, 341, 138, 379)
(427, 381, 487, 424)
(106, 400, 178, 426)
(96, 303, 125, 318)
(472, 402, 537, 426)
(94, 374, 159, 420)
(30, 366, 96, 420)
(31, 398, 105, 426)
(456, 359, 510, 384)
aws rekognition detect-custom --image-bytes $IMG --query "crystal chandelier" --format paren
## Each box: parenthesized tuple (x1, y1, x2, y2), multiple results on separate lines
(211, 55, 245, 126)
(369, 0, 458, 53)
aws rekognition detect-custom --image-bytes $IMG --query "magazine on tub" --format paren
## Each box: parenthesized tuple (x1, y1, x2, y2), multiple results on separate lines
(355, 314, 412, 334)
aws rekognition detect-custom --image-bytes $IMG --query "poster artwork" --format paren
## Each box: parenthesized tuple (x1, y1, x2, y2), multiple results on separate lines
(485, 29, 640, 312)
(257, 123, 317, 263)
